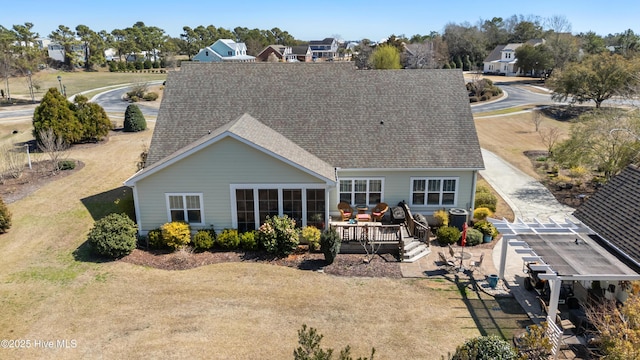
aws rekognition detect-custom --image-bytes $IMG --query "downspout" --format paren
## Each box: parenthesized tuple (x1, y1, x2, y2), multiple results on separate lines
(469, 170, 478, 216)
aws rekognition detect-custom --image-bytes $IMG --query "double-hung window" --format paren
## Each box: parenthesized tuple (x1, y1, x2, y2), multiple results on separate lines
(166, 193, 204, 225)
(338, 178, 383, 206)
(411, 178, 458, 206)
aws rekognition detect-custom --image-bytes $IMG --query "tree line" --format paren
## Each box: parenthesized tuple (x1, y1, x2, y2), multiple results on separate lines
(2, 14, 640, 75)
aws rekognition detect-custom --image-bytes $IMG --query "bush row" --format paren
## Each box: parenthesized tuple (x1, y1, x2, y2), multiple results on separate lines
(144, 216, 324, 257)
(108, 60, 166, 72)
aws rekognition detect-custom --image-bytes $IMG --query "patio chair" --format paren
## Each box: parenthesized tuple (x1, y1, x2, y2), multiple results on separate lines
(371, 202, 389, 222)
(448, 244, 456, 259)
(337, 202, 354, 221)
(438, 251, 456, 271)
(468, 253, 485, 274)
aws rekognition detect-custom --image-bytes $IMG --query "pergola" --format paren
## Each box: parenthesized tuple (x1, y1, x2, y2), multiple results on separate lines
(490, 216, 640, 358)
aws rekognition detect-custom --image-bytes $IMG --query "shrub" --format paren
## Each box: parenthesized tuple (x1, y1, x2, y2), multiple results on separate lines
(143, 59, 152, 69)
(147, 228, 164, 249)
(480, 94, 490, 101)
(436, 226, 460, 245)
(152, 61, 160, 69)
(239, 230, 258, 250)
(320, 227, 341, 264)
(123, 104, 147, 132)
(473, 207, 493, 221)
(108, 61, 118, 72)
(192, 230, 214, 251)
(474, 192, 497, 211)
(474, 220, 499, 237)
(257, 215, 299, 256)
(217, 229, 240, 250)
(452, 335, 517, 360)
(464, 228, 483, 246)
(300, 226, 321, 252)
(58, 160, 76, 170)
(433, 209, 449, 227)
(161, 221, 191, 250)
(143, 92, 158, 101)
(0, 196, 12, 233)
(87, 213, 137, 258)
(469, 96, 479, 103)
(117, 61, 127, 71)
(475, 185, 491, 194)
(134, 61, 143, 70)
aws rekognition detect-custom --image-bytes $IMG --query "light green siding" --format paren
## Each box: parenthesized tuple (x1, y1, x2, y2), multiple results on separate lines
(135, 137, 326, 232)
(331, 169, 477, 217)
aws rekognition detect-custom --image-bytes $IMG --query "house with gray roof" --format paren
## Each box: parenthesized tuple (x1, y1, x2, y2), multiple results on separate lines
(309, 38, 338, 60)
(124, 62, 484, 235)
(483, 39, 545, 76)
(192, 39, 255, 63)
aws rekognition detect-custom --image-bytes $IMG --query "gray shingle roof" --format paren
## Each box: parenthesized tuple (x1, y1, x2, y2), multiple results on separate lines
(147, 62, 484, 171)
(483, 45, 506, 62)
(573, 165, 640, 270)
(129, 114, 336, 184)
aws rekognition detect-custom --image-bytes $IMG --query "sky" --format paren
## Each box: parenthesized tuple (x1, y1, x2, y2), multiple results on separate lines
(1, 0, 639, 42)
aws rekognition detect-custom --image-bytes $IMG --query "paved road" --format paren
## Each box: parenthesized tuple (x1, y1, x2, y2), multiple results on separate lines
(0, 81, 163, 120)
(471, 83, 553, 113)
(90, 81, 163, 117)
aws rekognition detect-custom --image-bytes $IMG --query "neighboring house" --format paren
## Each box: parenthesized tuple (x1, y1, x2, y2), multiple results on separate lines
(124, 62, 484, 235)
(193, 39, 255, 62)
(47, 42, 85, 63)
(291, 45, 312, 62)
(256, 45, 296, 62)
(309, 38, 338, 60)
(573, 164, 640, 272)
(483, 39, 544, 76)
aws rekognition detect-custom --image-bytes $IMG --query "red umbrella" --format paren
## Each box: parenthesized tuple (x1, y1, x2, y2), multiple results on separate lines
(461, 222, 467, 247)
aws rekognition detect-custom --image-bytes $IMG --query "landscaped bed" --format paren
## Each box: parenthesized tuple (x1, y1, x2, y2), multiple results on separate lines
(122, 248, 403, 278)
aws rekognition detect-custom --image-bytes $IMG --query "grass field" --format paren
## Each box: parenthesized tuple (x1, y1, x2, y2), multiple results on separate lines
(0, 75, 563, 359)
(3, 69, 167, 102)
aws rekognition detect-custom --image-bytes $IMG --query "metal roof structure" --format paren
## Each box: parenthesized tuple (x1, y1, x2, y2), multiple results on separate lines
(490, 216, 640, 359)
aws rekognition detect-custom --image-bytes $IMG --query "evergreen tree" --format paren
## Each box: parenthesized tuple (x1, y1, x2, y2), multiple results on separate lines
(32, 88, 82, 145)
(123, 104, 147, 132)
(73, 95, 112, 142)
(0, 196, 12, 233)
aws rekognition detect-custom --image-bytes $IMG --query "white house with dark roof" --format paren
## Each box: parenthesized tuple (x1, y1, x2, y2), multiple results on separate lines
(483, 39, 545, 76)
(124, 63, 484, 254)
(309, 38, 338, 60)
(193, 39, 255, 62)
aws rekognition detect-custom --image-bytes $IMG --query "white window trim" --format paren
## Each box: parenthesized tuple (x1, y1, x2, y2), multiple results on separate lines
(165, 193, 205, 225)
(338, 178, 385, 206)
(230, 184, 327, 229)
(409, 177, 459, 207)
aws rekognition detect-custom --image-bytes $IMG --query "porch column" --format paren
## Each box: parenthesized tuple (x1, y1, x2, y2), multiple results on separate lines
(499, 234, 509, 279)
(547, 276, 562, 324)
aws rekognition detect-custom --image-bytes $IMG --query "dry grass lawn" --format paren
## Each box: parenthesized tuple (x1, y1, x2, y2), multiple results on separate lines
(0, 78, 564, 359)
(0, 122, 480, 359)
(474, 111, 571, 178)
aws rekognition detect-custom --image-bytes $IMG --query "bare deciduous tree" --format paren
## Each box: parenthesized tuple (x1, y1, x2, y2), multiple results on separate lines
(0, 144, 25, 182)
(531, 109, 543, 132)
(539, 126, 561, 156)
(38, 128, 68, 174)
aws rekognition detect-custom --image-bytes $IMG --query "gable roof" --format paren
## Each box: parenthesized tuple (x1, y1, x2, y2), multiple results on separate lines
(147, 62, 483, 171)
(291, 45, 311, 55)
(483, 45, 506, 62)
(573, 165, 640, 270)
(309, 38, 336, 45)
(126, 114, 336, 185)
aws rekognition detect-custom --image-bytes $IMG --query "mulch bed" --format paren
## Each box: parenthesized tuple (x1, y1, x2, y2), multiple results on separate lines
(121, 247, 403, 278)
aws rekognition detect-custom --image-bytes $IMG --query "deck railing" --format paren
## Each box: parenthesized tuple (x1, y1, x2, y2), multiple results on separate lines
(330, 222, 401, 243)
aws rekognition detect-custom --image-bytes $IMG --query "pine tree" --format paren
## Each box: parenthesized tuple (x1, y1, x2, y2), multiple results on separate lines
(123, 104, 147, 132)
